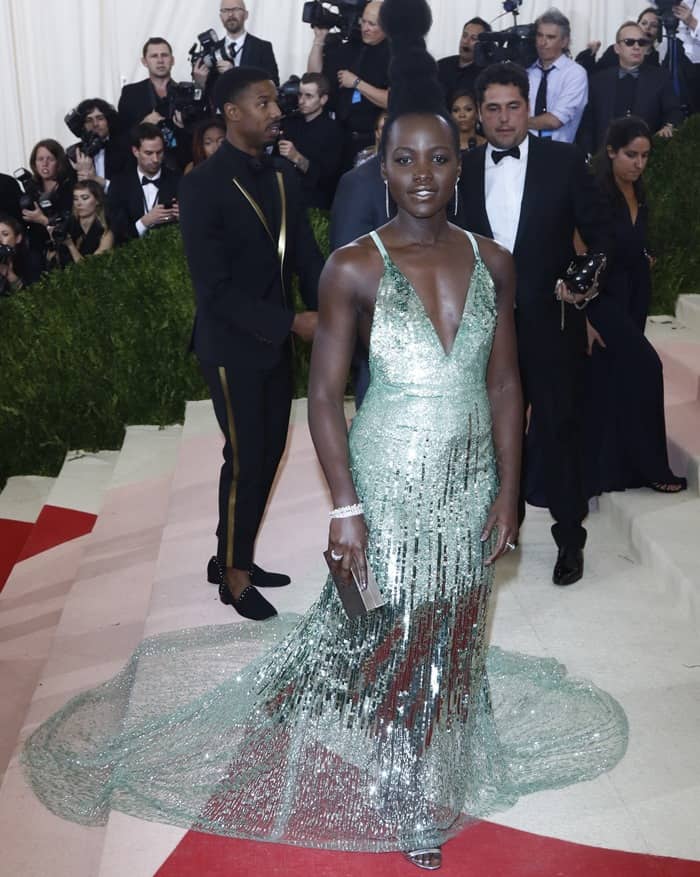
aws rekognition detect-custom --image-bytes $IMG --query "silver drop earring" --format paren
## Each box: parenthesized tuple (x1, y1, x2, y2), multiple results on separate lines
(454, 182, 459, 216)
(385, 180, 390, 218)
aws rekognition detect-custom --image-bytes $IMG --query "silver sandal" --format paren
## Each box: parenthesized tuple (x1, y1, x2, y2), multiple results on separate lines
(404, 847, 442, 870)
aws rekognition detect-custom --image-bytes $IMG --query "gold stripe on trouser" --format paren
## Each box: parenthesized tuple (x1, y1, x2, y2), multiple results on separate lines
(218, 367, 240, 569)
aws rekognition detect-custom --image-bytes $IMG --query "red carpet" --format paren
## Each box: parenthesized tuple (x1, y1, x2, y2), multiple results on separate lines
(0, 518, 33, 592)
(155, 822, 700, 877)
(16, 504, 97, 562)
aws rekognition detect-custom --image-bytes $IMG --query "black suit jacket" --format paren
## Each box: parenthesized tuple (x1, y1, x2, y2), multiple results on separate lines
(68, 137, 130, 183)
(458, 135, 610, 332)
(178, 141, 322, 369)
(0, 173, 21, 221)
(239, 34, 279, 85)
(106, 166, 181, 244)
(118, 79, 170, 131)
(330, 155, 393, 250)
(577, 65, 683, 155)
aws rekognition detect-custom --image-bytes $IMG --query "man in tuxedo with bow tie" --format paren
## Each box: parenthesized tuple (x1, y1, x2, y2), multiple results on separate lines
(178, 67, 322, 621)
(458, 62, 610, 586)
(106, 123, 180, 244)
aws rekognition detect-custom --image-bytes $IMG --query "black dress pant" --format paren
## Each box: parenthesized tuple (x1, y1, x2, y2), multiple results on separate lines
(200, 355, 293, 570)
(517, 307, 589, 551)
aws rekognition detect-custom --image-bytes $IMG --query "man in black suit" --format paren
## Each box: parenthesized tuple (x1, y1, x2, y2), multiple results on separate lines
(577, 21, 682, 156)
(437, 16, 490, 103)
(68, 99, 129, 191)
(118, 38, 192, 170)
(277, 73, 343, 209)
(179, 67, 321, 621)
(107, 123, 181, 244)
(458, 63, 610, 586)
(193, 0, 279, 105)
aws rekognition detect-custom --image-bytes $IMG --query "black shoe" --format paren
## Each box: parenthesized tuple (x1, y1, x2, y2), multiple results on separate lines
(552, 546, 584, 586)
(249, 563, 291, 588)
(207, 557, 290, 589)
(218, 580, 277, 621)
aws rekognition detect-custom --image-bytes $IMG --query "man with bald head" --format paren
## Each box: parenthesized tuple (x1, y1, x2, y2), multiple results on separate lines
(307, 0, 390, 169)
(193, 1, 279, 106)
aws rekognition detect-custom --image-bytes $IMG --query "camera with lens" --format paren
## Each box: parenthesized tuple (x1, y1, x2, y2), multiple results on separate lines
(171, 81, 203, 126)
(13, 168, 46, 212)
(475, 23, 537, 68)
(278, 75, 301, 117)
(0, 243, 16, 265)
(64, 107, 107, 161)
(653, 0, 679, 35)
(47, 211, 73, 244)
(302, 0, 364, 42)
(189, 29, 234, 69)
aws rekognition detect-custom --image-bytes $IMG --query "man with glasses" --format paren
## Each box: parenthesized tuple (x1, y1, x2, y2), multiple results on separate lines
(577, 21, 682, 156)
(576, 8, 662, 73)
(526, 8, 588, 142)
(306, 0, 389, 170)
(194, 2, 279, 100)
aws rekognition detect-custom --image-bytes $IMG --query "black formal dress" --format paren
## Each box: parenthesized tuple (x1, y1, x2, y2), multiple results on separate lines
(279, 112, 343, 209)
(583, 195, 685, 495)
(178, 141, 322, 571)
(577, 65, 683, 156)
(106, 167, 181, 244)
(458, 135, 611, 552)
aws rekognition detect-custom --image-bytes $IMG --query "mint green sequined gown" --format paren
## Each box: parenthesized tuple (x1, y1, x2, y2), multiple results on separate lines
(22, 230, 627, 852)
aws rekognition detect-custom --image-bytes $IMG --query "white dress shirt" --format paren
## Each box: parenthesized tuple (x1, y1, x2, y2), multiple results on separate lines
(527, 54, 588, 143)
(93, 148, 109, 191)
(226, 32, 247, 66)
(135, 169, 162, 237)
(677, 0, 700, 63)
(484, 135, 529, 255)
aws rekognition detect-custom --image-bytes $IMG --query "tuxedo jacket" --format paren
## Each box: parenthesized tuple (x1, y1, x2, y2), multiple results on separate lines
(330, 155, 392, 250)
(458, 135, 610, 335)
(178, 141, 322, 369)
(239, 34, 279, 85)
(106, 166, 181, 243)
(118, 79, 169, 131)
(577, 65, 683, 155)
(68, 137, 130, 182)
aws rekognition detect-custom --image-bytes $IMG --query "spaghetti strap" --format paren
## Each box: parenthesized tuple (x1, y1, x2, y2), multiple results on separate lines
(369, 230, 391, 264)
(463, 229, 481, 263)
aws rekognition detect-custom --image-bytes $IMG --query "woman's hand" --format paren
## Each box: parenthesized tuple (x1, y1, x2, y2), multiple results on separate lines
(22, 203, 48, 226)
(586, 318, 606, 356)
(327, 514, 369, 587)
(481, 492, 518, 565)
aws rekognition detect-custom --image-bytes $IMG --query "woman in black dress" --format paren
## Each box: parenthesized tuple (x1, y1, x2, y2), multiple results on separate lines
(584, 116, 686, 495)
(56, 180, 114, 266)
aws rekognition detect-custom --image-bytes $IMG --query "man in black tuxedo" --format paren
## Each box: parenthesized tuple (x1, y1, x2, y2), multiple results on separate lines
(68, 99, 129, 191)
(118, 38, 192, 170)
(577, 21, 682, 156)
(458, 63, 610, 586)
(107, 123, 181, 244)
(179, 67, 321, 621)
(193, 1, 280, 106)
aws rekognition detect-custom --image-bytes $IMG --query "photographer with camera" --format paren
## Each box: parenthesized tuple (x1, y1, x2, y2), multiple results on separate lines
(670, 1, 700, 110)
(47, 180, 115, 269)
(437, 17, 491, 102)
(66, 99, 128, 191)
(192, 1, 279, 106)
(527, 8, 588, 143)
(0, 214, 35, 294)
(118, 38, 193, 171)
(107, 123, 181, 245)
(18, 139, 76, 272)
(306, 0, 389, 170)
(277, 73, 343, 208)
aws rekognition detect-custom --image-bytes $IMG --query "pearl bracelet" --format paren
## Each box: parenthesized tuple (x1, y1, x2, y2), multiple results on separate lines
(329, 503, 364, 519)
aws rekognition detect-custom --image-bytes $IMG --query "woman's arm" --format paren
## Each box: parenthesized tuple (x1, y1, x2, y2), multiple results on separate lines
(308, 243, 375, 582)
(479, 238, 523, 564)
(94, 229, 114, 255)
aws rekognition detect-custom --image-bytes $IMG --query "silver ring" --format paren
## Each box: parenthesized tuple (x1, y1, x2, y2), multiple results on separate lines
(330, 550, 344, 561)
(506, 541, 517, 551)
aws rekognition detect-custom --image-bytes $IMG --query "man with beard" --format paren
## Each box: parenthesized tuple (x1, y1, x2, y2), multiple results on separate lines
(179, 68, 322, 621)
(437, 17, 491, 102)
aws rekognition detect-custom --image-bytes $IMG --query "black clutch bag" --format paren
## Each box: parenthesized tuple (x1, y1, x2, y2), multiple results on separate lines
(562, 253, 607, 303)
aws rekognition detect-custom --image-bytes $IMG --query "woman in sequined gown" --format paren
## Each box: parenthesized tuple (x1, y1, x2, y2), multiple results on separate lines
(22, 2, 628, 870)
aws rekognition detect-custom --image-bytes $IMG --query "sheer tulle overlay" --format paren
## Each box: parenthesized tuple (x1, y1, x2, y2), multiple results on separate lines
(22, 231, 628, 852)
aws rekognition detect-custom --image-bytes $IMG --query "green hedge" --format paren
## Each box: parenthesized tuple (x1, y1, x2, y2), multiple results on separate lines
(0, 115, 698, 488)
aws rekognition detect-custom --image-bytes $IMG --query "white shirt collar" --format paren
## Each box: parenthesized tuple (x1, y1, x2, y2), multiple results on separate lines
(485, 134, 529, 168)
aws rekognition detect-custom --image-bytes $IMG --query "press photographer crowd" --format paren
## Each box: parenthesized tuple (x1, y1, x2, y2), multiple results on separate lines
(0, 0, 698, 299)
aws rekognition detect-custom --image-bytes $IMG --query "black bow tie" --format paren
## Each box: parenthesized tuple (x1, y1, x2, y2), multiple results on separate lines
(142, 176, 160, 187)
(492, 146, 521, 164)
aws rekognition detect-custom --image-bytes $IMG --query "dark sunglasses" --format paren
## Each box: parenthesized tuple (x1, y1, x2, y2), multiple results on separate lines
(619, 37, 651, 47)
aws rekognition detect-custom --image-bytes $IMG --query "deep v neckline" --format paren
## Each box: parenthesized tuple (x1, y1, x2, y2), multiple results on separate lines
(372, 231, 478, 358)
